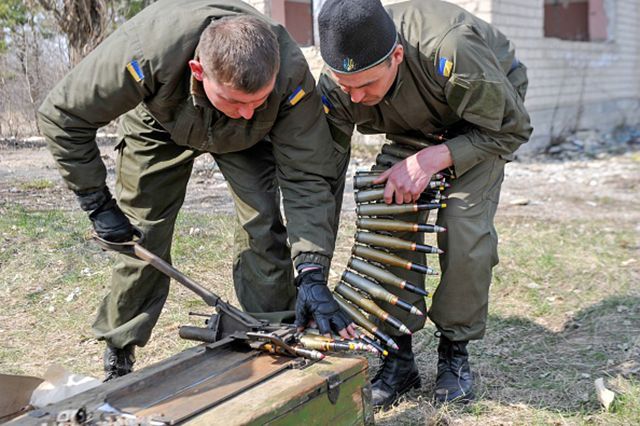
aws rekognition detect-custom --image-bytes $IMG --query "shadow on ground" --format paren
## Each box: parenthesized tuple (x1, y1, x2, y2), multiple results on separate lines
(375, 295, 639, 424)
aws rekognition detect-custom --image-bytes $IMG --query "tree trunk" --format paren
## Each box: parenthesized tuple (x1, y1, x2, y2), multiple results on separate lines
(38, 0, 109, 65)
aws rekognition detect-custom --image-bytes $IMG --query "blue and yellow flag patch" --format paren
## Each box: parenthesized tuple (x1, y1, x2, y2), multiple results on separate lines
(288, 86, 306, 106)
(126, 60, 145, 82)
(438, 57, 453, 78)
(321, 95, 333, 114)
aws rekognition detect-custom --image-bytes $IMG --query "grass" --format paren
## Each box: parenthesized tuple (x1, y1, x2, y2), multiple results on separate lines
(17, 179, 55, 191)
(1, 192, 639, 424)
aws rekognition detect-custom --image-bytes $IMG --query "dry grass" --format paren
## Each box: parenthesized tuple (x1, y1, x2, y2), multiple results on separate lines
(1, 160, 639, 424)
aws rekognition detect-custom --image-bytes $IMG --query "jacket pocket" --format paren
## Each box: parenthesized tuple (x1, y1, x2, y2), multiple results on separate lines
(172, 104, 212, 150)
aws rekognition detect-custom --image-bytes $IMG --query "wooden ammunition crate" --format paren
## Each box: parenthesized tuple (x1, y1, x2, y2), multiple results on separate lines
(8, 342, 373, 425)
(188, 355, 373, 425)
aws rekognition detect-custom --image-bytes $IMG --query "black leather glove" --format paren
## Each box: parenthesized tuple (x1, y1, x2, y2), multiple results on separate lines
(76, 187, 134, 242)
(294, 268, 350, 335)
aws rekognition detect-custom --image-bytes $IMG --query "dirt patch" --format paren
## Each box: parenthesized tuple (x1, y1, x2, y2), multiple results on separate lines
(2, 140, 640, 225)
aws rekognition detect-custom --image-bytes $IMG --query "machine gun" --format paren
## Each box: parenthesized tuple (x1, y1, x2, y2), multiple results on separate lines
(93, 228, 306, 356)
(9, 230, 362, 425)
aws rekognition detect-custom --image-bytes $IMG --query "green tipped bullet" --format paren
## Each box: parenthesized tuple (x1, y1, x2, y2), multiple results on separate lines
(347, 257, 429, 297)
(334, 295, 399, 350)
(336, 282, 412, 335)
(356, 202, 445, 216)
(342, 270, 424, 316)
(352, 245, 438, 275)
(356, 218, 447, 233)
(355, 231, 444, 254)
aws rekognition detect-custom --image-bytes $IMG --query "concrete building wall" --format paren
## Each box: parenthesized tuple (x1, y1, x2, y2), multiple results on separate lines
(245, 0, 640, 153)
(492, 0, 640, 152)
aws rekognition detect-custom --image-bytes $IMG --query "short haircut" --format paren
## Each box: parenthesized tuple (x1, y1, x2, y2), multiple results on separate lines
(198, 15, 280, 93)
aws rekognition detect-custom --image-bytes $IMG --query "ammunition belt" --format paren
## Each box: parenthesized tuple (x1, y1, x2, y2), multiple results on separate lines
(333, 133, 453, 350)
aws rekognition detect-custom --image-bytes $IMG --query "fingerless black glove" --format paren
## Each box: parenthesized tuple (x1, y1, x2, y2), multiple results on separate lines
(76, 187, 134, 242)
(294, 268, 350, 335)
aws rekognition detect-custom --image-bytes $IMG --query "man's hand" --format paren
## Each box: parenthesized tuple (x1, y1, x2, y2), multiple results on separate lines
(374, 144, 453, 204)
(76, 188, 134, 242)
(295, 268, 357, 339)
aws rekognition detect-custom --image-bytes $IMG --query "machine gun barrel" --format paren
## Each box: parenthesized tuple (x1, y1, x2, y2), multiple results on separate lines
(93, 230, 263, 331)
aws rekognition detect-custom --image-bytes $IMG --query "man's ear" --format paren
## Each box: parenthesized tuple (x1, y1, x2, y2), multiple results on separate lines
(391, 44, 404, 66)
(188, 59, 204, 81)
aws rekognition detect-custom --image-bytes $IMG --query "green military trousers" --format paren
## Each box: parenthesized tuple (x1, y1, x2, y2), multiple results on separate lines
(92, 106, 347, 348)
(427, 62, 527, 342)
(428, 156, 506, 342)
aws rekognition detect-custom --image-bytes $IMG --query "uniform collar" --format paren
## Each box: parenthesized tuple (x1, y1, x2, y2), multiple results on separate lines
(189, 47, 213, 109)
(190, 74, 213, 109)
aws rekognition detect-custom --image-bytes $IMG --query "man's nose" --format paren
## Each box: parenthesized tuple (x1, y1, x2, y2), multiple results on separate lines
(238, 105, 255, 120)
(350, 89, 366, 104)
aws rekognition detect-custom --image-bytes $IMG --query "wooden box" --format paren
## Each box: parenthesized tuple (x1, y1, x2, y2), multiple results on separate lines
(9, 341, 373, 425)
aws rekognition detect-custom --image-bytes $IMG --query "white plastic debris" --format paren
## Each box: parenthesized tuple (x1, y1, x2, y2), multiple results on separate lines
(29, 365, 101, 408)
(594, 378, 615, 411)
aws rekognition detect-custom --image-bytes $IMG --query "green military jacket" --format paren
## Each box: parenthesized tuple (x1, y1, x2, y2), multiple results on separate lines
(38, 0, 340, 267)
(319, 0, 533, 177)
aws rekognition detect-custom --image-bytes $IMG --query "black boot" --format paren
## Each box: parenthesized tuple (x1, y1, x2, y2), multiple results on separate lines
(103, 344, 136, 382)
(434, 335, 474, 403)
(371, 335, 421, 410)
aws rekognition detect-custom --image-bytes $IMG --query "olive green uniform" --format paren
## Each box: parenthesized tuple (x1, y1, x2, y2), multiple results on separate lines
(319, 0, 532, 341)
(38, 0, 348, 349)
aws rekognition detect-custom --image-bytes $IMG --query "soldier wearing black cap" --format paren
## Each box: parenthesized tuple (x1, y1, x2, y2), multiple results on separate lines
(318, 0, 532, 408)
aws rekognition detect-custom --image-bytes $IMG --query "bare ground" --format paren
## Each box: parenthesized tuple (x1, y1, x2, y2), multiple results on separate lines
(3, 140, 639, 223)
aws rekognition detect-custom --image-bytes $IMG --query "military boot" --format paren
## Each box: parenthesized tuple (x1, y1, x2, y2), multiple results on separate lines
(103, 344, 136, 382)
(434, 335, 474, 403)
(371, 335, 421, 409)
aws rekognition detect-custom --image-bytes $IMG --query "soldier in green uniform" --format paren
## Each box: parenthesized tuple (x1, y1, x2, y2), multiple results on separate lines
(38, 0, 355, 381)
(318, 0, 532, 407)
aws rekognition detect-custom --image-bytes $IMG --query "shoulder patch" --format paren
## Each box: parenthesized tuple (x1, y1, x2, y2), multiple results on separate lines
(321, 95, 333, 114)
(438, 57, 453, 78)
(126, 60, 145, 82)
(288, 86, 306, 106)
